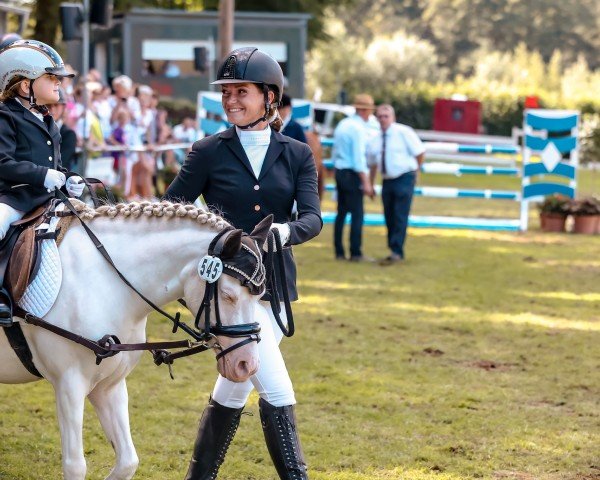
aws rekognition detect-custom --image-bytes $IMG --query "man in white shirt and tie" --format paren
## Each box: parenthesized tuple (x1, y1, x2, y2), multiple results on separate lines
(368, 104, 425, 265)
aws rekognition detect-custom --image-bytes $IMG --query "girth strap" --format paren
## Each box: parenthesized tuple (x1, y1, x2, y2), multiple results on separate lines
(2, 323, 43, 378)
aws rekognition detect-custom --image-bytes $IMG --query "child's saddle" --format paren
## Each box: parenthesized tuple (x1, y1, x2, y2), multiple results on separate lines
(0, 199, 69, 314)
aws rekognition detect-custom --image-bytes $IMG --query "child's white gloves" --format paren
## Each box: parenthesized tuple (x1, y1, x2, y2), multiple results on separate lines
(43, 169, 66, 192)
(66, 176, 85, 197)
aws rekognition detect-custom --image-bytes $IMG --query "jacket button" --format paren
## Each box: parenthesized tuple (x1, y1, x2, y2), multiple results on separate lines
(47, 140, 51, 146)
(48, 156, 53, 161)
(254, 205, 260, 211)
(254, 185, 260, 191)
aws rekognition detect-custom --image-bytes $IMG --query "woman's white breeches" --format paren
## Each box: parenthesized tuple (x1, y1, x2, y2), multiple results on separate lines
(212, 300, 295, 408)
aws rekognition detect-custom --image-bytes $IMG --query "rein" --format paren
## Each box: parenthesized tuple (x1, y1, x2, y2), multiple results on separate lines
(17, 190, 263, 377)
(264, 229, 295, 337)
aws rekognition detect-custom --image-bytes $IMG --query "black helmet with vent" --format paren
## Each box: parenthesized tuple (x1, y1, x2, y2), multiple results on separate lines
(212, 47, 284, 129)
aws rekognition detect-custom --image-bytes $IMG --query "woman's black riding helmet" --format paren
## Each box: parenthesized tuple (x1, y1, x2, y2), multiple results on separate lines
(212, 47, 284, 129)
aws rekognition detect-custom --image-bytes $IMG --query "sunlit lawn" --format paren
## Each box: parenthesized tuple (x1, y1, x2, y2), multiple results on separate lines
(0, 171, 598, 480)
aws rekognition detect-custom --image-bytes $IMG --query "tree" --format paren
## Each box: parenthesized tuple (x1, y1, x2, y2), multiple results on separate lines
(224, 0, 357, 45)
(32, 0, 61, 45)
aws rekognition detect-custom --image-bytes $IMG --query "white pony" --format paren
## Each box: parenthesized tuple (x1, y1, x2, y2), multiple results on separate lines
(0, 200, 268, 480)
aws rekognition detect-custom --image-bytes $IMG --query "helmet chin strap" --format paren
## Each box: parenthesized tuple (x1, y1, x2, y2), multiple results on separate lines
(17, 78, 50, 116)
(237, 84, 274, 130)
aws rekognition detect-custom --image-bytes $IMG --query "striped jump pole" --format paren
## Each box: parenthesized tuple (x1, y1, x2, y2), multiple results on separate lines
(424, 142, 519, 155)
(324, 184, 519, 200)
(321, 135, 523, 230)
(322, 161, 519, 176)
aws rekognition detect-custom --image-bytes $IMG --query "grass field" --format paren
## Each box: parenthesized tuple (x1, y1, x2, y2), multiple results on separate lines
(0, 171, 598, 480)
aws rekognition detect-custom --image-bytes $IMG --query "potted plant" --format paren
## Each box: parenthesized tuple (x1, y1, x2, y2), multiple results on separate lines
(537, 194, 570, 232)
(569, 196, 600, 234)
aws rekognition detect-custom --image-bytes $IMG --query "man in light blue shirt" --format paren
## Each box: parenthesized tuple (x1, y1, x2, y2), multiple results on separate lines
(367, 104, 425, 264)
(332, 94, 375, 261)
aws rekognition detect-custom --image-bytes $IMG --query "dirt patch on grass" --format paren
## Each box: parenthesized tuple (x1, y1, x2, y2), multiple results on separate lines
(461, 359, 519, 371)
(423, 347, 445, 356)
(493, 471, 536, 480)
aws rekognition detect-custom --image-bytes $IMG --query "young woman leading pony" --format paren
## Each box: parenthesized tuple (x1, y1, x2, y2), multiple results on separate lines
(165, 47, 322, 479)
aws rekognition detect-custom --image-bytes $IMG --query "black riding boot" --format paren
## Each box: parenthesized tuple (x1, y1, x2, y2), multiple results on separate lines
(184, 397, 244, 480)
(0, 288, 13, 327)
(259, 398, 309, 480)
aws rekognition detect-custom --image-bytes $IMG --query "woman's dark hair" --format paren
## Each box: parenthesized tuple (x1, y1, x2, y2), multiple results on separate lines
(268, 86, 283, 131)
(280, 93, 292, 109)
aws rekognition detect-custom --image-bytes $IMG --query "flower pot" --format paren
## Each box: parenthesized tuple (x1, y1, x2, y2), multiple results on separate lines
(540, 212, 567, 232)
(572, 215, 600, 235)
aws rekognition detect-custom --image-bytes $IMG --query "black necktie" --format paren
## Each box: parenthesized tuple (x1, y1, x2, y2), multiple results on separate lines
(381, 131, 387, 175)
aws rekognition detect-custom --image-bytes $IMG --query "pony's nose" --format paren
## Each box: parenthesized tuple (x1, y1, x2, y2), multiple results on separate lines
(235, 359, 259, 379)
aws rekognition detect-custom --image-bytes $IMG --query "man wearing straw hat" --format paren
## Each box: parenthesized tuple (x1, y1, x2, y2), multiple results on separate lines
(332, 93, 375, 261)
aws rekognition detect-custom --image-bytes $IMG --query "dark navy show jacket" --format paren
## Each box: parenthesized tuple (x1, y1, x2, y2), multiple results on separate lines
(0, 98, 65, 212)
(164, 126, 323, 301)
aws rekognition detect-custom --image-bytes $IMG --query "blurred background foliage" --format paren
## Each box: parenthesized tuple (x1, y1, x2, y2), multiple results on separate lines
(18, 0, 600, 158)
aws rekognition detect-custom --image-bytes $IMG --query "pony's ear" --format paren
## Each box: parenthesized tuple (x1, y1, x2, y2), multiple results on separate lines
(220, 229, 243, 258)
(250, 214, 273, 248)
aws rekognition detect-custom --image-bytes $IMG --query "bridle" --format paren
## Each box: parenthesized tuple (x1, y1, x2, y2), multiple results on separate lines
(189, 227, 265, 360)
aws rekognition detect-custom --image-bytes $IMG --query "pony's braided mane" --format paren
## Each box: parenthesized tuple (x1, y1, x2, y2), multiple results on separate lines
(67, 199, 230, 231)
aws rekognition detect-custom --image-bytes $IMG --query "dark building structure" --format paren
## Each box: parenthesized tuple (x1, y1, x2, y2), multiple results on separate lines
(0, 2, 29, 37)
(76, 8, 310, 101)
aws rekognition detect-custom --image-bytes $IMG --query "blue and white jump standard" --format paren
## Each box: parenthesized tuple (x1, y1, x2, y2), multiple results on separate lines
(519, 109, 579, 231)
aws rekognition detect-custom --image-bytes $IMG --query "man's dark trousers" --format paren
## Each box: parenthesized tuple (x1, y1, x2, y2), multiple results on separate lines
(382, 171, 416, 259)
(334, 168, 364, 258)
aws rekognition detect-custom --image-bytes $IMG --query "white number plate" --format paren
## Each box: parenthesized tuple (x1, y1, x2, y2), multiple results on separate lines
(198, 255, 223, 283)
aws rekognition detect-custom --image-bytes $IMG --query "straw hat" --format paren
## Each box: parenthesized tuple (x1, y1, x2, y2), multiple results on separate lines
(352, 93, 375, 110)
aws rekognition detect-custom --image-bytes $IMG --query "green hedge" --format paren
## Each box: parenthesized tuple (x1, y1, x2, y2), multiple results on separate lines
(376, 83, 600, 136)
(157, 97, 197, 126)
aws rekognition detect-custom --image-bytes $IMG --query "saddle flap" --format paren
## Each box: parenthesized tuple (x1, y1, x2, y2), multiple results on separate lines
(11, 205, 47, 227)
(7, 224, 38, 304)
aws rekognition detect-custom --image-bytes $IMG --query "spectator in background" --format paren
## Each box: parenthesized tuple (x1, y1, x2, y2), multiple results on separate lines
(0, 32, 21, 49)
(109, 75, 141, 126)
(93, 85, 113, 141)
(108, 108, 140, 196)
(279, 94, 325, 199)
(172, 116, 198, 144)
(368, 104, 425, 265)
(279, 94, 307, 144)
(155, 108, 177, 169)
(129, 84, 156, 198)
(141, 60, 156, 77)
(86, 68, 105, 87)
(171, 116, 198, 164)
(305, 128, 325, 200)
(73, 83, 105, 155)
(48, 88, 78, 173)
(161, 60, 180, 78)
(332, 93, 375, 262)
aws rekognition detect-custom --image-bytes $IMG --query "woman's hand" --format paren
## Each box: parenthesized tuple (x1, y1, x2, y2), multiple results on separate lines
(263, 223, 290, 252)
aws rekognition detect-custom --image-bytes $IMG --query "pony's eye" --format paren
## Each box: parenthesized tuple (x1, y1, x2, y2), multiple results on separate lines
(221, 290, 238, 304)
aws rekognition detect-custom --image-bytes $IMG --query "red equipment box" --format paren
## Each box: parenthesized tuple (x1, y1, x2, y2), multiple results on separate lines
(433, 98, 481, 134)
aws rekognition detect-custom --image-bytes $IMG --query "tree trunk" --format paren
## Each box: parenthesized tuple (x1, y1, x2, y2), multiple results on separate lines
(33, 0, 62, 46)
